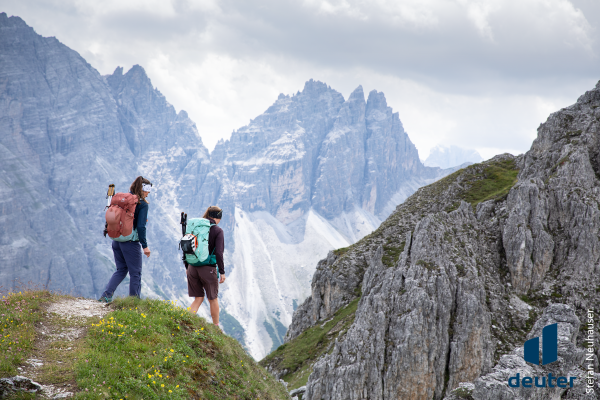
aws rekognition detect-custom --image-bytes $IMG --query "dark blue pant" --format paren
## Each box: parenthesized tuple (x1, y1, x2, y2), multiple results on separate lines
(102, 241, 143, 298)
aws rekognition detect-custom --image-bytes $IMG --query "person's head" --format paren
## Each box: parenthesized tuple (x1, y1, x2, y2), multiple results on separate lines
(130, 176, 153, 203)
(203, 206, 223, 224)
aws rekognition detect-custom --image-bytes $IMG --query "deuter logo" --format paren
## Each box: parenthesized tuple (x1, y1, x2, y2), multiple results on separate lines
(507, 323, 577, 389)
(524, 323, 557, 365)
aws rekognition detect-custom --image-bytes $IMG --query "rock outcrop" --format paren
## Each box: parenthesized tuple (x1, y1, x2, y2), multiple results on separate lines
(271, 81, 600, 399)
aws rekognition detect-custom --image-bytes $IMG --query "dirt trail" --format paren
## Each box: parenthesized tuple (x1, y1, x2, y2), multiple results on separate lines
(14, 298, 110, 399)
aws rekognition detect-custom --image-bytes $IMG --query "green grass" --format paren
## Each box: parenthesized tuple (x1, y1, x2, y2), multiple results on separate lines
(0, 290, 54, 377)
(460, 159, 519, 205)
(333, 245, 352, 258)
(73, 297, 288, 399)
(565, 129, 582, 139)
(259, 297, 360, 390)
(451, 386, 475, 399)
(444, 201, 461, 213)
(416, 260, 438, 271)
(0, 292, 288, 399)
(382, 238, 405, 268)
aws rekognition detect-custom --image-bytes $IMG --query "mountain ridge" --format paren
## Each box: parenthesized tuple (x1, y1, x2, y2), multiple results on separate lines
(264, 81, 600, 399)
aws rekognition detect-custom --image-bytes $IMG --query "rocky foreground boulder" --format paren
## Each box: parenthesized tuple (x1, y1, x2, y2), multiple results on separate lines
(265, 81, 600, 399)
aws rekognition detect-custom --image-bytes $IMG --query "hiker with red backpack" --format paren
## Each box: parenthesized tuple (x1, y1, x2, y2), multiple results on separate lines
(181, 206, 226, 326)
(99, 176, 153, 302)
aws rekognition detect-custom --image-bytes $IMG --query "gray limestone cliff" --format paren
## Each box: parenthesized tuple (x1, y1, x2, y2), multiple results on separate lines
(0, 12, 135, 296)
(0, 13, 210, 301)
(265, 82, 600, 399)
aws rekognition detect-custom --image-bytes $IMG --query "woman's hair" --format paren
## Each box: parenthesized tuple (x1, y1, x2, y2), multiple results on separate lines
(203, 206, 223, 220)
(130, 176, 152, 203)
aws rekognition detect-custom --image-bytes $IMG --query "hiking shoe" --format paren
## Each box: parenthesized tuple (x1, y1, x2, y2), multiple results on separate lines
(98, 296, 112, 303)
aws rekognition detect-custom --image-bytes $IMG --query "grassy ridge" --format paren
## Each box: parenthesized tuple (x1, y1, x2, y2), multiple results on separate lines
(259, 298, 360, 390)
(75, 297, 288, 399)
(443, 158, 519, 212)
(461, 158, 519, 205)
(0, 291, 288, 399)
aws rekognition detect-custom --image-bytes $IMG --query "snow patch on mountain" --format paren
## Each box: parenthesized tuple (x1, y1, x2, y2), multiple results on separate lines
(220, 207, 356, 359)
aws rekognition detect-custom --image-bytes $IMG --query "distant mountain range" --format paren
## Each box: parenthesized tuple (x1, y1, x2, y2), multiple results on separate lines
(424, 145, 483, 169)
(0, 12, 458, 359)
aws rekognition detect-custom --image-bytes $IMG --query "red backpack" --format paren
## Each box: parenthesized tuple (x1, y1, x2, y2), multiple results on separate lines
(105, 193, 139, 238)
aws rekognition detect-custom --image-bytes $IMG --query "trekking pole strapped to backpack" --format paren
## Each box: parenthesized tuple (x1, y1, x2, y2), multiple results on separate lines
(105, 184, 115, 209)
(180, 212, 189, 270)
(180, 212, 187, 236)
(103, 184, 117, 237)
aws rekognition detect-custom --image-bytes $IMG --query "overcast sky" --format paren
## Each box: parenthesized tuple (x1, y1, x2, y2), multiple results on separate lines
(4, 0, 600, 159)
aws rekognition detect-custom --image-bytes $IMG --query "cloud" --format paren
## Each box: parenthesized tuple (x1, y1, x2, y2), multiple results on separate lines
(2, 0, 599, 155)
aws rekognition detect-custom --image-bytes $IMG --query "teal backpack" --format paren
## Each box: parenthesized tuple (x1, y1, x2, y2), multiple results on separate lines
(180, 218, 218, 273)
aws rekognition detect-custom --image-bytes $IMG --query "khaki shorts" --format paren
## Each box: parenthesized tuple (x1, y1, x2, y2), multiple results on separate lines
(187, 265, 219, 300)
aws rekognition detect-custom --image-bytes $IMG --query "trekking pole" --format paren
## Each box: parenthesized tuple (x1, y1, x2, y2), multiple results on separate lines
(105, 184, 115, 209)
(103, 184, 115, 237)
(180, 212, 188, 270)
(180, 212, 187, 236)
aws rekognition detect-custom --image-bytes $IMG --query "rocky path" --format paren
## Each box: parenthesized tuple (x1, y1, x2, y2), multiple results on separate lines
(1, 298, 109, 399)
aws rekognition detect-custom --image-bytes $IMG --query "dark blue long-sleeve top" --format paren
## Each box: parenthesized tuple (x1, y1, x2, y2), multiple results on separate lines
(132, 196, 149, 248)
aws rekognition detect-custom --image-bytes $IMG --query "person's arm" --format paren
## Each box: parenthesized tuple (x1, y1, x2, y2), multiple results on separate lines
(137, 203, 149, 249)
(215, 229, 225, 276)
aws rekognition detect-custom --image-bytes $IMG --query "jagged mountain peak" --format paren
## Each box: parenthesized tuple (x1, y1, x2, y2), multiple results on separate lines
(112, 65, 124, 76)
(347, 85, 365, 102)
(106, 64, 156, 95)
(302, 78, 331, 94)
(0, 12, 28, 28)
(366, 89, 390, 112)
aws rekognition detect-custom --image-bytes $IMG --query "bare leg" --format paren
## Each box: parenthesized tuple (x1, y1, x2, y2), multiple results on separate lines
(208, 298, 219, 325)
(189, 297, 204, 314)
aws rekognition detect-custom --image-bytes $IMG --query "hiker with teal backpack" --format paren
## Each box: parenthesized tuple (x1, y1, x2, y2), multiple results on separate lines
(99, 176, 153, 302)
(180, 206, 226, 326)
